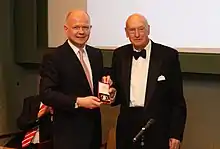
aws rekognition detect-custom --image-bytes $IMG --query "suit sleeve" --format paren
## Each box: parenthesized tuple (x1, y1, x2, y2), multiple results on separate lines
(39, 54, 77, 112)
(17, 97, 39, 131)
(169, 51, 187, 141)
(110, 50, 121, 106)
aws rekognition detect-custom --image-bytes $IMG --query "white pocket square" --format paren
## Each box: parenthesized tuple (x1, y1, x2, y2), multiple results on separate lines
(157, 75, 166, 81)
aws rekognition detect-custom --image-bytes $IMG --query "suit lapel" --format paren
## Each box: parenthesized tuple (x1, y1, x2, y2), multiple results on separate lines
(144, 42, 162, 108)
(64, 42, 92, 94)
(121, 45, 133, 105)
(64, 41, 84, 72)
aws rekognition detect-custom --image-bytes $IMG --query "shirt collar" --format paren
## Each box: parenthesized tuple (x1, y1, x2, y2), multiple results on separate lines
(67, 40, 87, 55)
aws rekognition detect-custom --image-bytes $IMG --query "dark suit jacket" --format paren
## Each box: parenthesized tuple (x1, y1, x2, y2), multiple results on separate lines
(17, 95, 53, 148)
(39, 41, 103, 149)
(111, 41, 187, 149)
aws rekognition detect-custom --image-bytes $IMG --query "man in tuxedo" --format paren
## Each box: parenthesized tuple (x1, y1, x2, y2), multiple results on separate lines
(39, 10, 104, 149)
(110, 13, 187, 149)
(17, 95, 53, 149)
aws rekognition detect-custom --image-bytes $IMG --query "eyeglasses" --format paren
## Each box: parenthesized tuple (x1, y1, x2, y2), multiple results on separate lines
(72, 25, 91, 32)
(127, 27, 146, 34)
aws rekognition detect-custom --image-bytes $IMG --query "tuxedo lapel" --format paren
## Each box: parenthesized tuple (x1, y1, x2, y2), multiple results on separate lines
(121, 45, 133, 105)
(144, 42, 162, 108)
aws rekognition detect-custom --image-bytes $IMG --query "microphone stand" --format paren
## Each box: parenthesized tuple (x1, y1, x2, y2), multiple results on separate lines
(132, 118, 155, 149)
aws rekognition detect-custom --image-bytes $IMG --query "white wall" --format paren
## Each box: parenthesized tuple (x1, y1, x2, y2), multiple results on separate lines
(48, 0, 86, 47)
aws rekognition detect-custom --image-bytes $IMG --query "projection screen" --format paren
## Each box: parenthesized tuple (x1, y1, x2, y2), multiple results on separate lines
(48, 0, 220, 54)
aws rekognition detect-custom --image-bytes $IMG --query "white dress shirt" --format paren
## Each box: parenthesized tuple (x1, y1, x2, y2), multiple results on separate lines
(129, 40, 152, 107)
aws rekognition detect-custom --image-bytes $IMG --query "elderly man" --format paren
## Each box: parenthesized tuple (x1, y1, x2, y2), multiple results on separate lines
(110, 13, 187, 149)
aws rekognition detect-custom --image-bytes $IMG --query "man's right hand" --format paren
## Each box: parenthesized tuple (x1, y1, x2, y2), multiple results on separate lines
(76, 96, 101, 109)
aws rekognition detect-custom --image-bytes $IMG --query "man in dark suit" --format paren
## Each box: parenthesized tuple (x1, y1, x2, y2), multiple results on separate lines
(17, 95, 53, 149)
(39, 10, 104, 149)
(110, 13, 187, 149)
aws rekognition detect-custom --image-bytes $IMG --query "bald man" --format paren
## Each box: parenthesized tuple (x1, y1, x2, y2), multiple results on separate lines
(39, 10, 103, 149)
(111, 13, 187, 149)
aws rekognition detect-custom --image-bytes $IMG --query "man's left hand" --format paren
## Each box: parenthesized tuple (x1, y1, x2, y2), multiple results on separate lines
(169, 138, 180, 149)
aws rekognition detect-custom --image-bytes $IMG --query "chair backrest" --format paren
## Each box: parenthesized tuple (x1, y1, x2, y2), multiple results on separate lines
(106, 127, 116, 149)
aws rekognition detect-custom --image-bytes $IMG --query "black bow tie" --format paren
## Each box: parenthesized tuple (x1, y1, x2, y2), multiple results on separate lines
(133, 50, 146, 60)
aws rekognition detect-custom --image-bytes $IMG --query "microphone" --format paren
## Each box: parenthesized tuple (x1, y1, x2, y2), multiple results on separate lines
(133, 118, 155, 142)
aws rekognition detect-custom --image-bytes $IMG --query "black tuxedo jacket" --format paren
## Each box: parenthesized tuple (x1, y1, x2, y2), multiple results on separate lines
(111, 41, 187, 149)
(17, 95, 53, 147)
(39, 41, 103, 149)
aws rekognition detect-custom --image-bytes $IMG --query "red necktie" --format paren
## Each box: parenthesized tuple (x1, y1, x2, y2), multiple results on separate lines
(21, 104, 46, 148)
